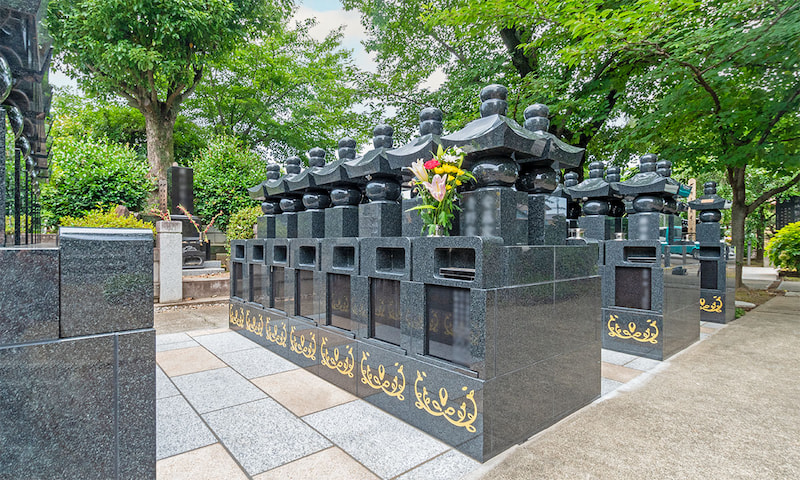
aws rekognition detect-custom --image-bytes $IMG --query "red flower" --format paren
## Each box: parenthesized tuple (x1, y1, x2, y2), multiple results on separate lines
(424, 159, 440, 169)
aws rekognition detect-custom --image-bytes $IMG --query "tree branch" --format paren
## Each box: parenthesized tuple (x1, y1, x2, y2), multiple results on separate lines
(746, 170, 800, 215)
(425, 28, 467, 63)
(757, 82, 800, 146)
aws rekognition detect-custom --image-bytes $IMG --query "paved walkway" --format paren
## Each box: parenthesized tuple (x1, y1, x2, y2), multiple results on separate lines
(153, 307, 730, 479)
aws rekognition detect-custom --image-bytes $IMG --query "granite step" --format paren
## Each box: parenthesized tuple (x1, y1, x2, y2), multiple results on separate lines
(183, 267, 225, 277)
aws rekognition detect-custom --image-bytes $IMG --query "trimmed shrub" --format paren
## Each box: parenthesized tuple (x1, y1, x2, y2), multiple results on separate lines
(766, 221, 800, 272)
(226, 205, 261, 245)
(191, 135, 266, 232)
(41, 136, 152, 225)
(60, 208, 156, 236)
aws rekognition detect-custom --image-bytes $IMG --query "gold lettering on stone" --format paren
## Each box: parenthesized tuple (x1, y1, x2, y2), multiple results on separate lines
(230, 304, 245, 328)
(289, 326, 317, 360)
(413, 371, 477, 433)
(359, 351, 405, 400)
(607, 314, 659, 344)
(700, 295, 723, 313)
(320, 337, 354, 378)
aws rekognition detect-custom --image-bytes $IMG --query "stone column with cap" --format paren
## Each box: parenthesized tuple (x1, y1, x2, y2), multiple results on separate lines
(256, 163, 283, 238)
(688, 181, 733, 323)
(567, 161, 624, 241)
(297, 147, 330, 238)
(359, 128, 403, 237)
(324, 137, 363, 238)
(520, 103, 567, 245)
(275, 156, 304, 238)
(621, 154, 667, 241)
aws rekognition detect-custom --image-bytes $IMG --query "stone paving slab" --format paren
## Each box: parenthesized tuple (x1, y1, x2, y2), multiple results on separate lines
(253, 447, 379, 480)
(192, 331, 261, 356)
(217, 347, 298, 379)
(303, 400, 451, 479)
(252, 368, 357, 417)
(157, 346, 226, 377)
(203, 398, 331, 476)
(156, 339, 199, 352)
(156, 395, 216, 460)
(156, 366, 179, 399)
(397, 450, 481, 480)
(157, 443, 247, 480)
(172, 367, 267, 414)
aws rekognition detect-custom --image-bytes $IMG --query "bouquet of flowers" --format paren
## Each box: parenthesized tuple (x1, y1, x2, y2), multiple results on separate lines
(406, 145, 474, 236)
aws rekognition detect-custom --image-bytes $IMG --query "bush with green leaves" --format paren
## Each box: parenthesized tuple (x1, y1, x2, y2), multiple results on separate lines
(766, 222, 800, 272)
(41, 136, 152, 225)
(5, 215, 30, 235)
(225, 206, 261, 245)
(60, 207, 156, 236)
(191, 135, 266, 232)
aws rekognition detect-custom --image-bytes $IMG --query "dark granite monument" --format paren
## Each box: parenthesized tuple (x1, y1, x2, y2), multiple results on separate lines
(0, 227, 156, 478)
(688, 182, 734, 323)
(231, 85, 601, 462)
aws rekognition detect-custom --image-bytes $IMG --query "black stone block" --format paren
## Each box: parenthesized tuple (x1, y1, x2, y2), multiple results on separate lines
(59, 227, 153, 337)
(627, 212, 661, 241)
(297, 209, 326, 239)
(402, 197, 426, 237)
(459, 187, 528, 245)
(528, 194, 567, 245)
(325, 206, 359, 238)
(118, 329, 157, 479)
(578, 215, 616, 241)
(554, 244, 599, 280)
(359, 202, 402, 237)
(256, 215, 276, 239)
(505, 246, 555, 285)
(410, 235, 506, 289)
(321, 237, 360, 275)
(360, 237, 413, 281)
(275, 212, 298, 238)
(0, 248, 59, 344)
(494, 283, 555, 376)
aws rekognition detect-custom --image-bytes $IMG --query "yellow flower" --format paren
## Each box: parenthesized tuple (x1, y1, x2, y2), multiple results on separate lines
(456, 180, 462, 186)
(446, 184, 453, 190)
(434, 167, 444, 175)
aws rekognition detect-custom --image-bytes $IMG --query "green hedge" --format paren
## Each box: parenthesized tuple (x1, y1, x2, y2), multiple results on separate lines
(766, 221, 800, 272)
(60, 208, 156, 236)
(225, 205, 261, 245)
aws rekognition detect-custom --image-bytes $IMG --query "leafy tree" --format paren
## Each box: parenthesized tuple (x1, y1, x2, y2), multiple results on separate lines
(191, 135, 266, 232)
(41, 135, 152, 224)
(186, 19, 376, 158)
(766, 222, 800, 272)
(226, 205, 262, 245)
(47, 0, 291, 204)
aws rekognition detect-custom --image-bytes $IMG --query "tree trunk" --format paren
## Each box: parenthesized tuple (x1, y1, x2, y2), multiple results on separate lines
(755, 206, 765, 264)
(144, 108, 177, 210)
(727, 166, 747, 289)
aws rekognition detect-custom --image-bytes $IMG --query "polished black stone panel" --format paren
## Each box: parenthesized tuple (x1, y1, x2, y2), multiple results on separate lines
(615, 266, 652, 310)
(0, 248, 59, 344)
(325, 206, 359, 238)
(359, 201, 402, 237)
(578, 215, 616, 241)
(505, 246, 555, 285)
(295, 269, 316, 319)
(275, 212, 299, 238)
(554, 278, 601, 348)
(528, 194, 566, 245)
(426, 285, 473, 368)
(256, 215, 276, 239)
(551, 341, 600, 419)
(554, 243, 599, 280)
(602, 307, 664, 359)
(628, 212, 661, 241)
(459, 187, 528, 245)
(360, 237, 413, 281)
(118, 329, 157, 479)
(402, 197, 426, 237)
(271, 266, 288, 313)
(316, 325, 360, 395)
(321, 237, 360, 275)
(328, 273, 355, 331)
(250, 263, 268, 307)
(60, 227, 154, 337)
(297, 209, 326, 239)
(696, 222, 721, 244)
(0, 329, 156, 479)
(371, 277, 403, 346)
(662, 265, 700, 358)
(231, 261, 246, 300)
(411, 236, 506, 289)
(494, 283, 554, 375)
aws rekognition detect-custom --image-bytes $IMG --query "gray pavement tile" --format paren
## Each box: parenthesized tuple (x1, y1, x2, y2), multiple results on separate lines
(218, 347, 297, 379)
(156, 339, 199, 352)
(601, 378, 624, 397)
(601, 349, 640, 366)
(156, 366, 180, 399)
(700, 321, 726, 329)
(625, 357, 661, 372)
(156, 332, 194, 346)
(193, 331, 260, 356)
(157, 395, 217, 460)
(203, 398, 330, 476)
(303, 400, 449, 479)
(172, 367, 267, 413)
(396, 449, 480, 480)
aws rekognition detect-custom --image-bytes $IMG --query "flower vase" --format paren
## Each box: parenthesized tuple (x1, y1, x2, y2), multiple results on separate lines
(431, 224, 446, 237)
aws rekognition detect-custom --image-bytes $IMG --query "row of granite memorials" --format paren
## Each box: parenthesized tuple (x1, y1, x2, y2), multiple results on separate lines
(227, 84, 733, 461)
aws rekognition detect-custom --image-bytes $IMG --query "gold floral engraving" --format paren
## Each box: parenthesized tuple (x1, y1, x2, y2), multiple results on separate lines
(331, 296, 350, 314)
(320, 337, 354, 378)
(700, 296, 723, 313)
(289, 326, 317, 360)
(413, 371, 477, 433)
(359, 351, 405, 400)
(264, 316, 288, 347)
(229, 305, 245, 328)
(244, 310, 264, 337)
(606, 314, 659, 344)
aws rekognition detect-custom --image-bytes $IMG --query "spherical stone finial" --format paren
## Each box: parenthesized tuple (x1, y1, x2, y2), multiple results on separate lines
(479, 84, 508, 117)
(524, 103, 550, 132)
(0, 55, 12, 103)
(266, 163, 281, 180)
(3, 104, 24, 138)
(639, 153, 657, 173)
(286, 156, 302, 175)
(656, 160, 672, 178)
(372, 124, 393, 149)
(588, 161, 605, 179)
(703, 181, 717, 195)
(308, 147, 326, 168)
(606, 166, 621, 183)
(26, 156, 35, 171)
(337, 138, 357, 161)
(419, 107, 443, 136)
(564, 171, 579, 188)
(15, 135, 30, 158)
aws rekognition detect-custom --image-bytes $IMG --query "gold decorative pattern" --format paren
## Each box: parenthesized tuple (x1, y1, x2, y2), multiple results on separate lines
(320, 337, 354, 378)
(230, 304, 245, 328)
(360, 351, 405, 400)
(245, 310, 264, 337)
(289, 326, 317, 360)
(413, 371, 477, 433)
(264, 316, 288, 347)
(607, 314, 659, 344)
(700, 296, 723, 313)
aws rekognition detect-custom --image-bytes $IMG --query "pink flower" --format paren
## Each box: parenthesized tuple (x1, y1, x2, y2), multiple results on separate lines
(424, 159, 440, 169)
(407, 159, 428, 182)
(422, 174, 448, 202)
